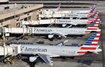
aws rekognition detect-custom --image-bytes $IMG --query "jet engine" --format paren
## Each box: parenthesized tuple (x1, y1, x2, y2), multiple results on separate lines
(62, 23, 66, 27)
(29, 56, 37, 62)
(29, 56, 42, 63)
(48, 34, 54, 39)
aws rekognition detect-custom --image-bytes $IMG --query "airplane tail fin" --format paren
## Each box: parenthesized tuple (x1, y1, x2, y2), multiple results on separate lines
(89, 5, 96, 12)
(87, 6, 97, 17)
(85, 18, 101, 33)
(57, 3, 61, 11)
(87, 11, 99, 23)
(83, 32, 100, 46)
(77, 32, 102, 54)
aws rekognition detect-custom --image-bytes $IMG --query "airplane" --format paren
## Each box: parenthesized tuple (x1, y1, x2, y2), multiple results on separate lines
(40, 7, 97, 19)
(33, 18, 100, 39)
(66, 7, 97, 18)
(56, 11, 99, 27)
(44, 3, 61, 11)
(20, 31, 102, 66)
(20, 11, 99, 26)
(71, 5, 96, 14)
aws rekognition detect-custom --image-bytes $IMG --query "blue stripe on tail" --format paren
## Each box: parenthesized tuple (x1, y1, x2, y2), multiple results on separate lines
(90, 11, 97, 18)
(57, 3, 60, 8)
(84, 32, 98, 45)
(89, 18, 98, 27)
(90, 5, 95, 10)
(90, 7, 95, 13)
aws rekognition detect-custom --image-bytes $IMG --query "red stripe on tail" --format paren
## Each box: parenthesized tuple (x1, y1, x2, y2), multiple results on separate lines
(87, 28, 97, 30)
(80, 47, 96, 50)
(93, 40, 99, 42)
(85, 31, 91, 33)
(77, 51, 87, 54)
(90, 43, 97, 46)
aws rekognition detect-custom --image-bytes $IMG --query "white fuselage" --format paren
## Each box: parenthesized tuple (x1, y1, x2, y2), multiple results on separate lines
(56, 19, 89, 25)
(66, 13, 88, 18)
(34, 27, 87, 35)
(21, 45, 101, 57)
(21, 45, 82, 56)
(71, 10, 90, 14)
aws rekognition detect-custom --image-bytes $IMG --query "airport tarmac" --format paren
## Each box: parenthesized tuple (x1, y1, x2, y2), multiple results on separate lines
(0, 59, 102, 67)
(0, 2, 105, 67)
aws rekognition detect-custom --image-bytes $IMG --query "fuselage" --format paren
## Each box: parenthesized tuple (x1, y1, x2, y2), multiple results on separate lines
(71, 10, 90, 14)
(34, 27, 87, 35)
(21, 45, 82, 56)
(56, 19, 90, 25)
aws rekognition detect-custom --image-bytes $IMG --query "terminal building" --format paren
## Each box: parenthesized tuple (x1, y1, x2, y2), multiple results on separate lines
(0, 0, 43, 28)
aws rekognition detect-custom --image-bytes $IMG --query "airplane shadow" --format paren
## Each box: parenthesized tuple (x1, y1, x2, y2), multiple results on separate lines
(22, 58, 36, 67)
(21, 56, 42, 67)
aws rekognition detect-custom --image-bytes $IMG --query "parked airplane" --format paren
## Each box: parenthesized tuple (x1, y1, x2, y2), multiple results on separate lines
(34, 18, 100, 39)
(66, 7, 96, 18)
(56, 11, 99, 27)
(40, 7, 97, 19)
(45, 3, 61, 11)
(72, 5, 96, 14)
(20, 31, 101, 66)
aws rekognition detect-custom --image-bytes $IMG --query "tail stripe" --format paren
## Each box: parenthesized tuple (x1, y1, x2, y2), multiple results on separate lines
(79, 32, 101, 53)
(84, 32, 100, 46)
(85, 18, 100, 33)
(80, 47, 96, 50)
(90, 7, 95, 13)
(88, 18, 98, 27)
(77, 51, 87, 54)
(88, 7, 96, 17)
(85, 31, 91, 33)
(90, 5, 96, 11)
(87, 28, 97, 30)
(57, 3, 61, 11)
(90, 11, 97, 18)
(88, 11, 99, 22)
(90, 44, 97, 46)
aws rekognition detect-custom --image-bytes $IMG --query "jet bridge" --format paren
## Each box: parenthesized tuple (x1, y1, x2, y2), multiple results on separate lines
(0, 44, 21, 62)
(42, 10, 72, 15)
(20, 19, 56, 26)
(1, 27, 35, 35)
(42, 9, 90, 15)
(20, 19, 89, 26)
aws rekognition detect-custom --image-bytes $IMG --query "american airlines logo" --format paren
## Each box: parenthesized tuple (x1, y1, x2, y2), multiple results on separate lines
(25, 47, 47, 52)
(35, 28, 52, 32)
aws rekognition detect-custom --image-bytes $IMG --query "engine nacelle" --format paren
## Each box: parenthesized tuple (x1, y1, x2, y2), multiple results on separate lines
(29, 56, 37, 62)
(62, 24, 66, 27)
(48, 34, 54, 39)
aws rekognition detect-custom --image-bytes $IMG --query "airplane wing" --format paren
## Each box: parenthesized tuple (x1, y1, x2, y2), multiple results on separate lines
(65, 25, 72, 28)
(38, 53, 60, 66)
(38, 54, 53, 66)
(53, 40, 68, 46)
